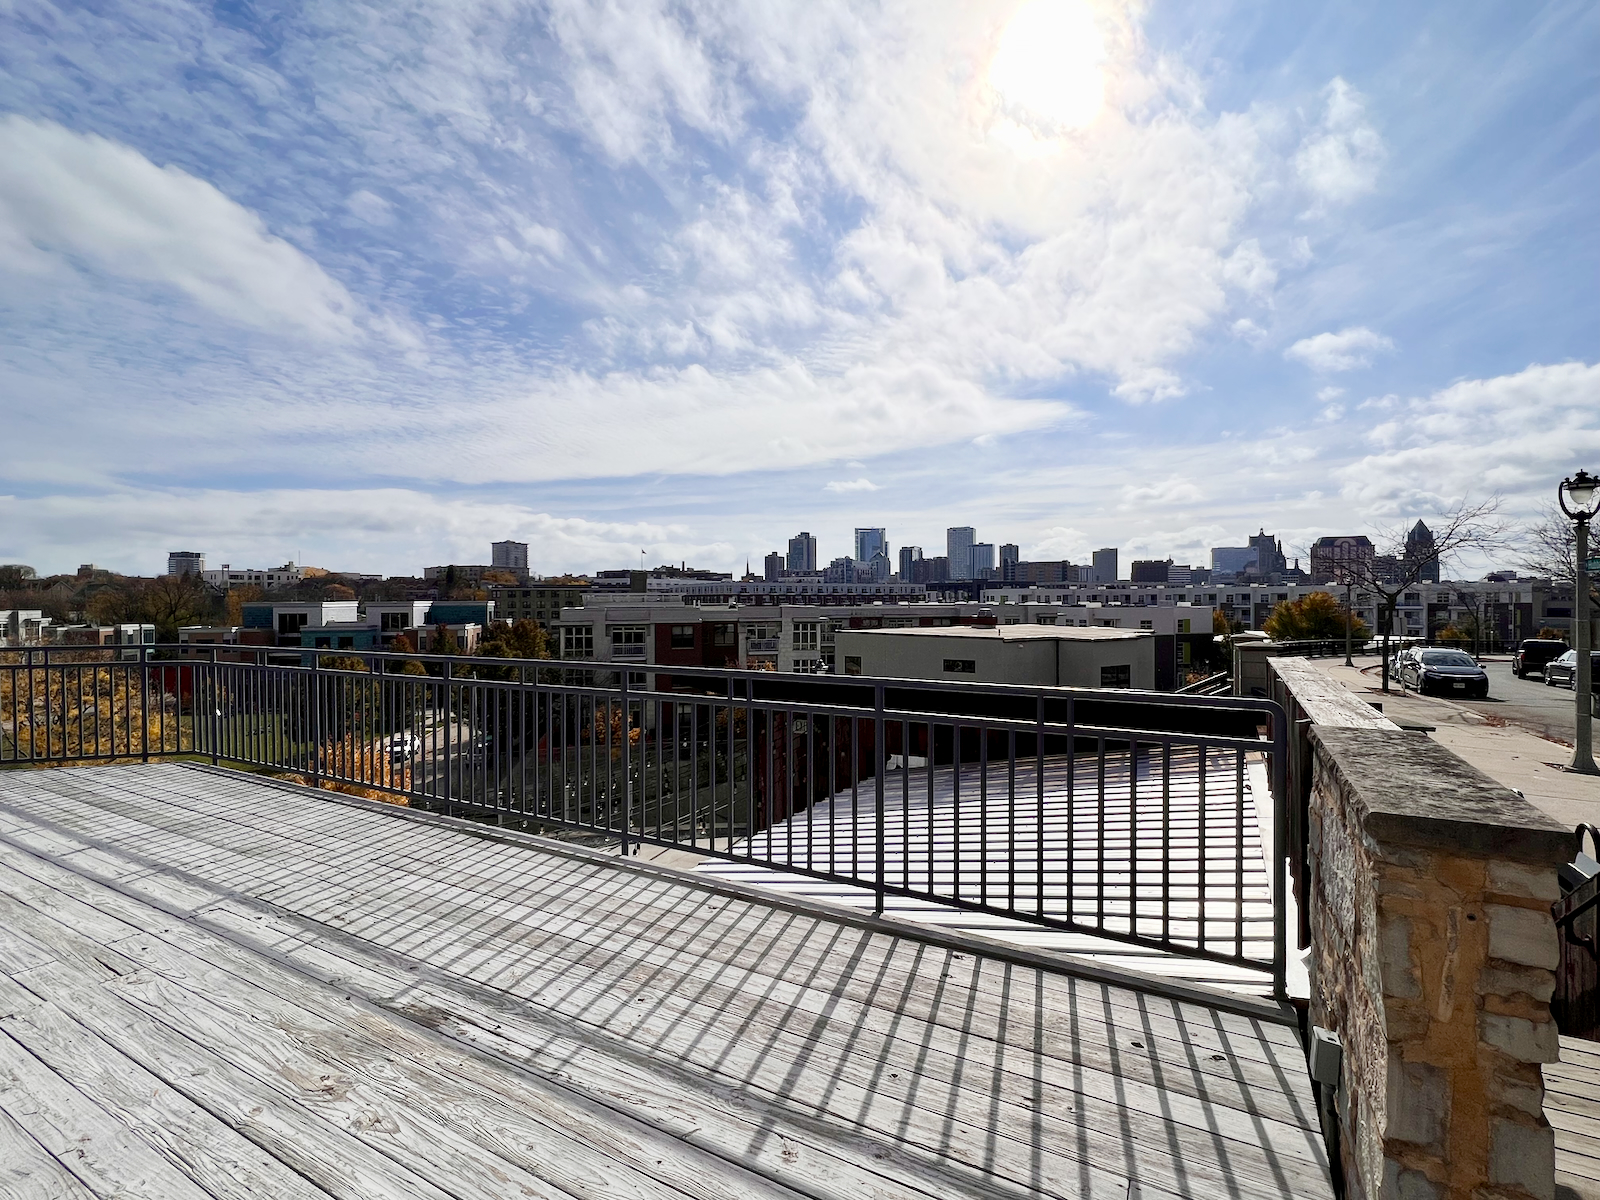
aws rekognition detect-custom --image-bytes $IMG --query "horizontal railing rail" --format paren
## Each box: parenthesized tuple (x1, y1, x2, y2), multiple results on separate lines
(1, 643, 1290, 998)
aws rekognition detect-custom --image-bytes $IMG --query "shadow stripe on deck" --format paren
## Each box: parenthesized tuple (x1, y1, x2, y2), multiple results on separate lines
(0, 762, 1332, 1200)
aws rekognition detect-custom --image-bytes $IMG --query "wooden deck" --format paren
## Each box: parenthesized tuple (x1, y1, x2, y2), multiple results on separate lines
(1550, 1035, 1600, 1200)
(0, 762, 1332, 1199)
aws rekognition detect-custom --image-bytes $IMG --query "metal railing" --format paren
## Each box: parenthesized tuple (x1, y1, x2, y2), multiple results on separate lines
(1, 644, 1291, 998)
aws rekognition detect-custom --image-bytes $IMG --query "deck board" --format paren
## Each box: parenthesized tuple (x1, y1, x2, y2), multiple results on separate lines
(0, 762, 1332, 1199)
(1550, 1036, 1600, 1198)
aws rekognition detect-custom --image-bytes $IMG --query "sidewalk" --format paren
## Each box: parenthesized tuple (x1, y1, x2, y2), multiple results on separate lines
(1297, 654, 1600, 833)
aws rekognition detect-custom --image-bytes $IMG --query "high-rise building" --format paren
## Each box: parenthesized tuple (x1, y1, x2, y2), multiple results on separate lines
(167, 551, 205, 577)
(855, 527, 887, 564)
(1309, 535, 1376, 584)
(1092, 548, 1118, 584)
(898, 546, 923, 580)
(1130, 559, 1172, 584)
(1000, 544, 1019, 582)
(1211, 545, 1256, 578)
(491, 540, 529, 579)
(1249, 530, 1286, 579)
(763, 551, 785, 581)
(1405, 520, 1440, 583)
(946, 527, 976, 580)
(787, 532, 818, 573)
(970, 542, 996, 579)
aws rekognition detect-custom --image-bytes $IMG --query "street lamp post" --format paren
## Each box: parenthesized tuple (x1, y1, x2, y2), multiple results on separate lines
(1343, 576, 1355, 667)
(1558, 469, 1598, 775)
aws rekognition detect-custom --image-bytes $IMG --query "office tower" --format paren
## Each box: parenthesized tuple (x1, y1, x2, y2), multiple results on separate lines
(166, 551, 205, 577)
(898, 545, 923, 580)
(1092, 548, 1118, 584)
(491, 540, 529, 578)
(763, 551, 784, 581)
(947, 527, 976, 580)
(1000, 543, 1019, 582)
(970, 542, 996, 578)
(854, 527, 887, 564)
(786, 531, 818, 573)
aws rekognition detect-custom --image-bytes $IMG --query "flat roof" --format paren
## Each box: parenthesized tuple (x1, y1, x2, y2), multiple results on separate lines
(841, 624, 1152, 642)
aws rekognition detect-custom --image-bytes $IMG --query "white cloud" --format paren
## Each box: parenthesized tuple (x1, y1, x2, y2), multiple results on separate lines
(1294, 78, 1385, 208)
(823, 478, 881, 493)
(0, 487, 720, 579)
(0, 115, 361, 339)
(1285, 326, 1395, 372)
(1316, 385, 1345, 401)
(1336, 361, 1600, 513)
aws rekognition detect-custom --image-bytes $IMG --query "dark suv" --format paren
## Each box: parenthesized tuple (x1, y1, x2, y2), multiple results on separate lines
(1512, 639, 1569, 678)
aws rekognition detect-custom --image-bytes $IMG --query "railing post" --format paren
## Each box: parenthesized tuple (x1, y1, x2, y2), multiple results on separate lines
(619, 667, 631, 856)
(308, 654, 322, 787)
(209, 647, 221, 766)
(874, 681, 886, 915)
(441, 658, 454, 816)
(1272, 702, 1289, 1003)
(139, 644, 150, 763)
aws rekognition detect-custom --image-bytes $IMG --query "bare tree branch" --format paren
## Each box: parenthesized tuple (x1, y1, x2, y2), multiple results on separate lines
(1341, 496, 1510, 691)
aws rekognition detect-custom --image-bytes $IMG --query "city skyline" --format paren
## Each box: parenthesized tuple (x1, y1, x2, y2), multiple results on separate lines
(2, 2, 1595, 579)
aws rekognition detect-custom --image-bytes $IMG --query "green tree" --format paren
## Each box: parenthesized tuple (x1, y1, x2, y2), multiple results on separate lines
(1264, 591, 1370, 643)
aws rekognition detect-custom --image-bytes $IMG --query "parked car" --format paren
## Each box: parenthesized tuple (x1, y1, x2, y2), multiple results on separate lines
(1398, 648, 1490, 698)
(1544, 649, 1600, 689)
(388, 731, 419, 763)
(1512, 638, 1569, 678)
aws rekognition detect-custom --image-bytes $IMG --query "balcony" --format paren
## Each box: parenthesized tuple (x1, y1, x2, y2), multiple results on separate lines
(610, 642, 647, 660)
(745, 636, 780, 653)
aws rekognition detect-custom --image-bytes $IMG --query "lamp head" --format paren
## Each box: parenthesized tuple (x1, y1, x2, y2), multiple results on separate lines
(1560, 469, 1599, 518)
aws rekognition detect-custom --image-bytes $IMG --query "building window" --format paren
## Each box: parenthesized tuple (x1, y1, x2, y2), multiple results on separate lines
(1101, 664, 1131, 688)
(380, 612, 408, 631)
(792, 622, 820, 651)
(561, 625, 594, 658)
(336, 636, 354, 649)
(278, 612, 308, 636)
(943, 659, 976, 674)
(1035, 614, 1057, 625)
(1177, 619, 1191, 634)
(843, 655, 862, 676)
(709, 623, 737, 647)
(610, 626, 647, 652)
(670, 624, 696, 649)
(1139, 620, 1153, 630)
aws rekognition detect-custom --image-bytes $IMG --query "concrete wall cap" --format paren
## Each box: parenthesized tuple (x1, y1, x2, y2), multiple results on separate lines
(1309, 726, 1572, 863)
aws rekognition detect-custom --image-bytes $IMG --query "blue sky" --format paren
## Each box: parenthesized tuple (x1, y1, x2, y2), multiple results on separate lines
(1, 0, 1595, 579)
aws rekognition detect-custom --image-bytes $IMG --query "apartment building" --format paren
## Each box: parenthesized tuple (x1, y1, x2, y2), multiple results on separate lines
(487, 584, 586, 628)
(201, 563, 304, 591)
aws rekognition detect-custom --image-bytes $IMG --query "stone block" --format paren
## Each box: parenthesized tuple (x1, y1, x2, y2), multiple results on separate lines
(1488, 860, 1561, 903)
(1380, 915, 1420, 999)
(1476, 964, 1556, 1004)
(1382, 1160, 1442, 1200)
(1479, 1012, 1560, 1064)
(1487, 904, 1559, 970)
(1488, 1118, 1555, 1200)
(1385, 1055, 1448, 1148)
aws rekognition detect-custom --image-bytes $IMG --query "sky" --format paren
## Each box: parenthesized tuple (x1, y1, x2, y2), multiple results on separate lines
(1, 0, 1596, 580)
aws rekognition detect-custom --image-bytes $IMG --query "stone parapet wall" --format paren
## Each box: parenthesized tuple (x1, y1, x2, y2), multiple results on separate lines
(1306, 724, 1570, 1200)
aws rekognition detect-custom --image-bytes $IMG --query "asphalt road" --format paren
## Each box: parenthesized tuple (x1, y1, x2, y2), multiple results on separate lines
(1389, 658, 1586, 744)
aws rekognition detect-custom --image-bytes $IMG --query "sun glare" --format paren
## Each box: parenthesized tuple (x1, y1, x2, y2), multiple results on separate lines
(988, 0, 1106, 133)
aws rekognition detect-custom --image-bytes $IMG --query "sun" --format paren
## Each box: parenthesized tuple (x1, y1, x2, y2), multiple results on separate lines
(987, 0, 1107, 133)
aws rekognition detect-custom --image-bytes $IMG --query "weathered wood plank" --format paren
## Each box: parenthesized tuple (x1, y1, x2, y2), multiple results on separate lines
(0, 974, 337, 1200)
(0, 765, 1331, 1200)
(0, 1103, 102, 1200)
(0, 849, 1027, 1200)
(0, 1025, 220, 1200)
(0, 838, 1324, 1200)
(0, 772, 1301, 1057)
(0, 775, 1306, 1077)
